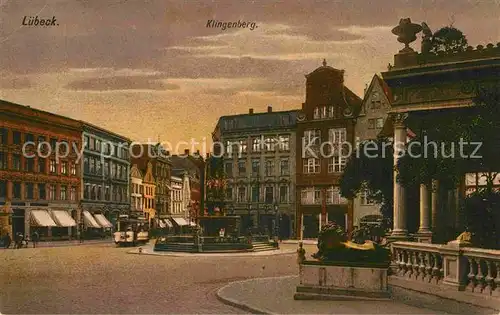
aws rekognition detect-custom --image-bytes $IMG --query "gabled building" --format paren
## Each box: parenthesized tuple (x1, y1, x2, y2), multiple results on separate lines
(295, 59, 362, 239)
(130, 164, 143, 212)
(212, 106, 298, 238)
(142, 161, 156, 226)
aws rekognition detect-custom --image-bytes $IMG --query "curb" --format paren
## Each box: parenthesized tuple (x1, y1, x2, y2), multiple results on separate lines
(215, 275, 297, 315)
(127, 249, 296, 257)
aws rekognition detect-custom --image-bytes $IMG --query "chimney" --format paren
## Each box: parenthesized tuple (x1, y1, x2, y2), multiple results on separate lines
(267, 105, 272, 113)
(184, 149, 189, 155)
(249, 108, 254, 114)
(166, 150, 170, 156)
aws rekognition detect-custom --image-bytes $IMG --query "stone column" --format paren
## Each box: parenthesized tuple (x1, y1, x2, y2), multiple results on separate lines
(417, 184, 432, 242)
(391, 113, 408, 238)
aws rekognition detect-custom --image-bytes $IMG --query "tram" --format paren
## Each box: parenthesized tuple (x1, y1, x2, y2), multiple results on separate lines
(113, 213, 149, 246)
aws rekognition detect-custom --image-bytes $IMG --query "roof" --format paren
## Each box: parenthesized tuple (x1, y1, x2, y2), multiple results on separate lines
(356, 74, 392, 117)
(305, 59, 344, 78)
(81, 121, 131, 143)
(216, 109, 298, 133)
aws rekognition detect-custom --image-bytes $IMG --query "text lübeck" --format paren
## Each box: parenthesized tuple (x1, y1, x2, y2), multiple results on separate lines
(22, 16, 58, 26)
(206, 20, 257, 31)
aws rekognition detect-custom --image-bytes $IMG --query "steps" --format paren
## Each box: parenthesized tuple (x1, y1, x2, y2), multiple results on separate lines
(251, 241, 278, 252)
(154, 243, 196, 252)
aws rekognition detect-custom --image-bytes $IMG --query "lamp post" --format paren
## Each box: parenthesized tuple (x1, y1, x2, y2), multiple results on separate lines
(274, 202, 280, 243)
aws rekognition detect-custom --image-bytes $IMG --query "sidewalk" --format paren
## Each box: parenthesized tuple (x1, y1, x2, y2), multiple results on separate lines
(216, 276, 442, 314)
(1, 238, 113, 249)
(282, 239, 318, 245)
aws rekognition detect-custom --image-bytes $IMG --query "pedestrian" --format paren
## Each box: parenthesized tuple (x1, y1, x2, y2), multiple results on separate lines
(31, 230, 39, 248)
(3, 233, 11, 249)
(16, 232, 23, 249)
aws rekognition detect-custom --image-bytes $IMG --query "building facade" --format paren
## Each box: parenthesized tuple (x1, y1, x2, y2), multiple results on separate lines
(130, 164, 143, 212)
(0, 100, 81, 240)
(352, 75, 392, 227)
(212, 106, 297, 238)
(142, 161, 156, 225)
(295, 60, 362, 239)
(80, 123, 131, 230)
(130, 143, 171, 224)
(170, 176, 183, 217)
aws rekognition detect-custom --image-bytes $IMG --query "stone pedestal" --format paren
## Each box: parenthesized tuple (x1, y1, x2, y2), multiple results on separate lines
(294, 262, 390, 301)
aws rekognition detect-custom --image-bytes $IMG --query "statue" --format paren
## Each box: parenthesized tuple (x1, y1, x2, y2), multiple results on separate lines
(312, 222, 390, 264)
(297, 241, 306, 264)
(421, 22, 433, 54)
(391, 18, 423, 52)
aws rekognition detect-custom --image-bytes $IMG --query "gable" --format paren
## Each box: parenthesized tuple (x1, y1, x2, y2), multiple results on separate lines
(358, 75, 391, 117)
(143, 161, 155, 183)
(130, 164, 143, 179)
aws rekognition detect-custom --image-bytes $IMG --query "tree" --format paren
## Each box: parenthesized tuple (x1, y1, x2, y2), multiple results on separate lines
(340, 138, 394, 228)
(429, 26, 468, 54)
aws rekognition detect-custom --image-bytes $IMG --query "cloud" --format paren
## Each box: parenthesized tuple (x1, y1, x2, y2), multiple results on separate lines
(65, 75, 180, 91)
(0, 77, 32, 89)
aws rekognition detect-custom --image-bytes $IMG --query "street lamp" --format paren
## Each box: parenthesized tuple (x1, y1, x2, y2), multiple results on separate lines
(274, 202, 280, 243)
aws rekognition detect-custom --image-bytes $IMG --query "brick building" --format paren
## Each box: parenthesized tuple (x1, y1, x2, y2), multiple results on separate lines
(0, 100, 81, 240)
(295, 60, 362, 238)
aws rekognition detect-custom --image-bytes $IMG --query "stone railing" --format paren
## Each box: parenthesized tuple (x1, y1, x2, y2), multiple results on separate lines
(391, 241, 500, 298)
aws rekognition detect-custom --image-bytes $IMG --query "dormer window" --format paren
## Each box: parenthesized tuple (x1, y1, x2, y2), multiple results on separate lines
(313, 107, 321, 119)
(327, 106, 335, 118)
(371, 92, 381, 109)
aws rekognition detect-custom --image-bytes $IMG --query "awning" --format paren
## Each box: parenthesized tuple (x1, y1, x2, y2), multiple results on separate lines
(171, 217, 188, 226)
(51, 210, 77, 227)
(83, 211, 101, 228)
(30, 210, 58, 227)
(158, 219, 166, 228)
(164, 219, 173, 228)
(94, 214, 113, 228)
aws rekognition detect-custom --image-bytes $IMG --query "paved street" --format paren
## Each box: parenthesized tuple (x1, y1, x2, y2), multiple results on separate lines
(0, 243, 310, 314)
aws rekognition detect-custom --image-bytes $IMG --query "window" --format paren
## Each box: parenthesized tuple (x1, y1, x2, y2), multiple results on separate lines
(13, 182, 21, 199)
(25, 183, 34, 199)
(328, 128, 346, 144)
(265, 186, 273, 203)
(60, 186, 67, 200)
(89, 137, 95, 150)
(0, 128, 7, 144)
(38, 184, 46, 200)
(368, 119, 375, 129)
(61, 161, 68, 175)
(223, 162, 232, 177)
(97, 185, 102, 200)
(327, 106, 335, 118)
(70, 163, 76, 175)
(49, 184, 56, 200)
(70, 187, 77, 201)
(360, 189, 375, 205)
(38, 158, 46, 173)
(91, 185, 96, 200)
(13, 131, 21, 145)
(225, 187, 232, 200)
(84, 157, 89, 174)
(238, 160, 246, 176)
(252, 137, 261, 152)
(25, 133, 34, 143)
(0, 152, 6, 170)
(303, 158, 320, 174)
(238, 140, 247, 153)
(112, 163, 117, 178)
(251, 185, 259, 202)
(84, 136, 90, 149)
(237, 186, 246, 202)
(12, 154, 21, 171)
(50, 138, 57, 150)
(265, 159, 274, 177)
(37, 135, 46, 144)
(376, 117, 384, 129)
(303, 129, 321, 146)
(25, 157, 34, 172)
(118, 165, 122, 179)
(279, 185, 288, 203)
(301, 187, 313, 205)
(328, 156, 346, 173)
(313, 107, 321, 119)
(97, 160, 102, 175)
(277, 135, 289, 151)
(95, 139, 101, 152)
(90, 158, 95, 174)
(314, 188, 322, 204)
(104, 161, 109, 177)
(49, 159, 57, 173)
(280, 159, 289, 176)
(0, 180, 6, 198)
(251, 160, 260, 176)
(327, 186, 348, 204)
(264, 137, 275, 151)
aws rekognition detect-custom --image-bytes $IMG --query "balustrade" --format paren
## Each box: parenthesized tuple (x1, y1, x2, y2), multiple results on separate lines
(392, 241, 500, 298)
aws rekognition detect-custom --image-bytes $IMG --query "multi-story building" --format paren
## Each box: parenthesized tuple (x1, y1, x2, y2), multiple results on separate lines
(0, 100, 81, 240)
(130, 164, 143, 212)
(80, 123, 131, 230)
(212, 106, 297, 238)
(130, 143, 171, 225)
(352, 74, 392, 227)
(141, 161, 156, 225)
(295, 60, 362, 239)
(169, 175, 188, 228)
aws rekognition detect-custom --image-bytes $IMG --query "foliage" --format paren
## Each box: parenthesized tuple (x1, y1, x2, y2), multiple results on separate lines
(461, 188, 500, 249)
(351, 224, 387, 244)
(429, 26, 468, 54)
(204, 155, 227, 215)
(340, 138, 394, 227)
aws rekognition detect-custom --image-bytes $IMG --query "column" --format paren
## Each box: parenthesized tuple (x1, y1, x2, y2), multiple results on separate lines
(391, 113, 408, 237)
(431, 179, 439, 233)
(417, 183, 432, 242)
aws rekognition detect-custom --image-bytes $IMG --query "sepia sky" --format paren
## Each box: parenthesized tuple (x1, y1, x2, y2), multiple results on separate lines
(1, 0, 499, 153)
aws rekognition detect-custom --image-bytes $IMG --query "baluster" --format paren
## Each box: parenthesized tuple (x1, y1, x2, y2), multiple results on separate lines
(475, 259, 486, 293)
(425, 252, 433, 283)
(493, 262, 500, 297)
(412, 251, 421, 280)
(484, 260, 494, 295)
(431, 253, 440, 284)
(394, 249, 402, 274)
(399, 250, 408, 276)
(405, 250, 414, 278)
(438, 255, 444, 282)
(467, 257, 477, 292)
(418, 251, 427, 281)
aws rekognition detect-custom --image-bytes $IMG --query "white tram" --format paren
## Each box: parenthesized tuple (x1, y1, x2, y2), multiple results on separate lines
(113, 214, 149, 246)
